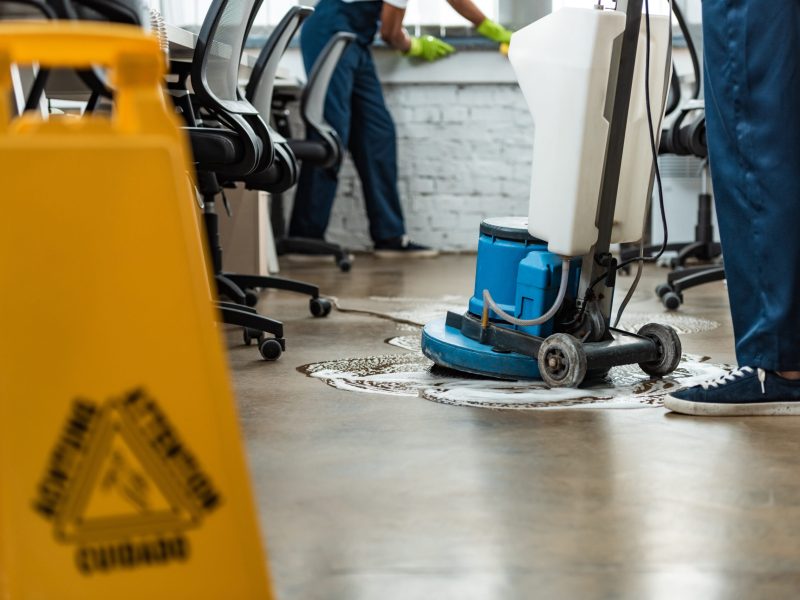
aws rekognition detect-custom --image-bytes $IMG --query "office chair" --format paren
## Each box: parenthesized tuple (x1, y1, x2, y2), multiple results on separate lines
(1, 0, 55, 115)
(211, 5, 336, 319)
(78, 0, 286, 360)
(653, 108, 725, 310)
(57, 0, 289, 360)
(0, 1, 54, 19)
(45, 0, 152, 111)
(269, 32, 357, 273)
(179, 0, 303, 360)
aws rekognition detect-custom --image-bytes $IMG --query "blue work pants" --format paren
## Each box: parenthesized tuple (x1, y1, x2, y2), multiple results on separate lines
(289, 0, 406, 243)
(703, 0, 800, 370)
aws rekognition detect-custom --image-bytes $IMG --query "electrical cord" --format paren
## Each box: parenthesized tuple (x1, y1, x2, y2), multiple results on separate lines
(482, 259, 572, 328)
(672, 0, 700, 100)
(588, 0, 670, 295)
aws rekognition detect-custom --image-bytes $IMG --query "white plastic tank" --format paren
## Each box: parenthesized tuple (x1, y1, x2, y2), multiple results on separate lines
(508, 4, 671, 257)
(613, 10, 671, 244)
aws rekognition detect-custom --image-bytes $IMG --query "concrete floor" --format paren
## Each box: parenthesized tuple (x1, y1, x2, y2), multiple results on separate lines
(225, 255, 800, 600)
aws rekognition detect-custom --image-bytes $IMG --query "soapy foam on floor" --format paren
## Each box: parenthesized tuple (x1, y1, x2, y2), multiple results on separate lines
(614, 312, 719, 335)
(299, 344, 731, 410)
(307, 296, 728, 410)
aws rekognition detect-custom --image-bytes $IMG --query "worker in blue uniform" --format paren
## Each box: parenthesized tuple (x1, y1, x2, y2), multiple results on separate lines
(665, 0, 800, 415)
(289, 0, 512, 258)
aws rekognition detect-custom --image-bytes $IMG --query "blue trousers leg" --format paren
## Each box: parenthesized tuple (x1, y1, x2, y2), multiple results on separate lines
(289, 32, 357, 239)
(703, 0, 800, 370)
(348, 51, 406, 242)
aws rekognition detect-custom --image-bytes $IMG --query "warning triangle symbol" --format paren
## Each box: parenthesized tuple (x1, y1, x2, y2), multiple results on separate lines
(82, 432, 173, 519)
(54, 403, 201, 543)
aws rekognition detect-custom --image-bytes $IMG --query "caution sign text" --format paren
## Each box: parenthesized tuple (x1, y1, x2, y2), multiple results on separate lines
(32, 388, 222, 576)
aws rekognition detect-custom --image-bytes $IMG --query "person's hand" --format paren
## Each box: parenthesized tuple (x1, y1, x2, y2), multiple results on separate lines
(405, 36, 455, 62)
(477, 18, 512, 44)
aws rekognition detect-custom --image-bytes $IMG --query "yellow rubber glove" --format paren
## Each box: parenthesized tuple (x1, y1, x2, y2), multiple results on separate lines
(477, 18, 512, 44)
(405, 35, 455, 62)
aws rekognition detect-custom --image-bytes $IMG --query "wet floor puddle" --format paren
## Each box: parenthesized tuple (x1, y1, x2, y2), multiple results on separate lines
(306, 297, 728, 410)
(299, 330, 732, 411)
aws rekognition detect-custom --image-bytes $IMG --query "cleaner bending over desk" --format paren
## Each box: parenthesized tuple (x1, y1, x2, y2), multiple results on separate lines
(289, 0, 512, 257)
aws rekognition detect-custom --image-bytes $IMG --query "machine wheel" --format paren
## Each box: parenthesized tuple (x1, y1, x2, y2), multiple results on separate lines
(655, 283, 672, 299)
(244, 289, 259, 307)
(309, 297, 333, 318)
(259, 338, 283, 361)
(538, 333, 588, 388)
(637, 323, 682, 377)
(662, 291, 682, 311)
(243, 328, 264, 346)
(337, 257, 352, 273)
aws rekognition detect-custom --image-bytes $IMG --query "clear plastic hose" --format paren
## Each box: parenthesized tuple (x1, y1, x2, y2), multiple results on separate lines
(482, 258, 571, 327)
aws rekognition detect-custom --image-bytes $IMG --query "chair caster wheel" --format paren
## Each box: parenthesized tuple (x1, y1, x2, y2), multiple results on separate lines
(655, 283, 672, 299)
(244, 289, 259, 307)
(243, 328, 264, 346)
(637, 323, 682, 377)
(662, 291, 682, 311)
(259, 338, 283, 361)
(337, 257, 352, 272)
(310, 297, 332, 318)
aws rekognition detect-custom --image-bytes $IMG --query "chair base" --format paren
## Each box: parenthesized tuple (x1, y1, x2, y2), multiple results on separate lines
(622, 187, 725, 311)
(199, 181, 332, 361)
(276, 237, 352, 272)
(217, 303, 286, 361)
(655, 264, 726, 311)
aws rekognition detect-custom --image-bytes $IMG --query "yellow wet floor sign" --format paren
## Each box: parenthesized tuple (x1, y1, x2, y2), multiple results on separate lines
(0, 24, 273, 599)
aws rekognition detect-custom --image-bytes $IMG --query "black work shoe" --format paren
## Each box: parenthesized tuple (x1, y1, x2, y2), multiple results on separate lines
(664, 366, 800, 416)
(373, 235, 439, 259)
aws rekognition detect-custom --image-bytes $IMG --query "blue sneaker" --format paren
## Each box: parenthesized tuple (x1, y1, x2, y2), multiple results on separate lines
(664, 366, 800, 416)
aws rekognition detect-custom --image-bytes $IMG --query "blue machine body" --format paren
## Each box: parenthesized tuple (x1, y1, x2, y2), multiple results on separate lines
(421, 217, 581, 379)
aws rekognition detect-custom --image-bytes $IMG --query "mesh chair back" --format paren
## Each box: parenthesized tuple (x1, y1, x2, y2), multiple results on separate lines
(50, 0, 149, 26)
(245, 5, 312, 119)
(302, 32, 355, 132)
(0, 0, 55, 19)
(191, 0, 273, 177)
(195, 0, 261, 112)
(45, 0, 149, 99)
(2, 0, 54, 116)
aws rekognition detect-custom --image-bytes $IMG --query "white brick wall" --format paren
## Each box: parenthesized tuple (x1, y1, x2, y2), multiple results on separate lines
(284, 82, 534, 252)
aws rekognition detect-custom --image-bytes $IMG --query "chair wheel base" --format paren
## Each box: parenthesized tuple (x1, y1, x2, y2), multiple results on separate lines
(243, 328, 265, 346)
(310, 297, 333, 317)
(337, 257, 352, 272)
(244, 289, 259, 307)
(259, 338, 284, 361)
(662, 291, 683, 311)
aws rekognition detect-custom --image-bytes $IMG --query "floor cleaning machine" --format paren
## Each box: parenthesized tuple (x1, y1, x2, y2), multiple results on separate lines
(422, 0, 682, 388)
